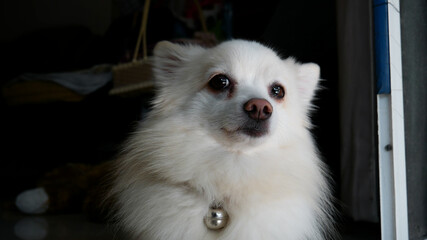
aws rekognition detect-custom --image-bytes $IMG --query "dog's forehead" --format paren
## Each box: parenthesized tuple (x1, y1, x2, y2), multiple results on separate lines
(206, 41, 286, 84)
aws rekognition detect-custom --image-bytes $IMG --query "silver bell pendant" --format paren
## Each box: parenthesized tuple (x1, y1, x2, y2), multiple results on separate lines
(204, 207, 229, 230)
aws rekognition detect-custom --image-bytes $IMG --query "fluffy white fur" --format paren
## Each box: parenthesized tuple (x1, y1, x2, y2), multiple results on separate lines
(110, 40, 335, 239)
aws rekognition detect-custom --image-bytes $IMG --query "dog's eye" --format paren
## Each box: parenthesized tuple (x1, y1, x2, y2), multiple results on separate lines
(209, 74, 230, 91)
(270, 84, 285, 99)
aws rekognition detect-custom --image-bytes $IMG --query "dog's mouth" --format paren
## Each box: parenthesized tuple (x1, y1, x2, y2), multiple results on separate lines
(240, 127, 269, 137)
(222, 121, 270, 138)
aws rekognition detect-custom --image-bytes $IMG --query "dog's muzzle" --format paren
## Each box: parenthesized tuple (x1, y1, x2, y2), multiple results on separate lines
(240, 98, 272, 137)
(243, 98, 272, 121)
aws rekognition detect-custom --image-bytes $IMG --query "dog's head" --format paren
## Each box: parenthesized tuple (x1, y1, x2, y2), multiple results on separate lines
(151, 40, 320, 150)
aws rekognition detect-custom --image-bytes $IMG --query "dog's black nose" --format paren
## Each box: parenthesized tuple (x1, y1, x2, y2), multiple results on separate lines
(243, 98, 273, 121)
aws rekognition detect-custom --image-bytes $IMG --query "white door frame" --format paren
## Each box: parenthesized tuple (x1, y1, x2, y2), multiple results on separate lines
(375, 0, 409, 239)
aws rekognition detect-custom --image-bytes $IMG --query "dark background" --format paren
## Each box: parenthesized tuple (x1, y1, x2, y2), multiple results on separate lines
(0, 0, 340, 206)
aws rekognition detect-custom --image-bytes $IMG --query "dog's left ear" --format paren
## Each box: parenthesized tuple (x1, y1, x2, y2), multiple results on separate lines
(297, 63, 320, 107)
(153, 41, 203, 86)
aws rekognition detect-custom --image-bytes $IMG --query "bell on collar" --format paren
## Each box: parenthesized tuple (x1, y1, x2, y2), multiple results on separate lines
(204, 207, 229, 230)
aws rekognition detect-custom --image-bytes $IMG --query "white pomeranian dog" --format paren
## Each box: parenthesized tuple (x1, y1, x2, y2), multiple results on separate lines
(109, 40, 335, 240)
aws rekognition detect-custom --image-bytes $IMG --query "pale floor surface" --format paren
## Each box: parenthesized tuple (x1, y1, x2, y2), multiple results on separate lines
(1, 211, 121, 240)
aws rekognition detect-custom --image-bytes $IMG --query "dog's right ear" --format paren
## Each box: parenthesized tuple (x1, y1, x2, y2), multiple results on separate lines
(153, 41, 203, 86)
(296, 62, 320, 108)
